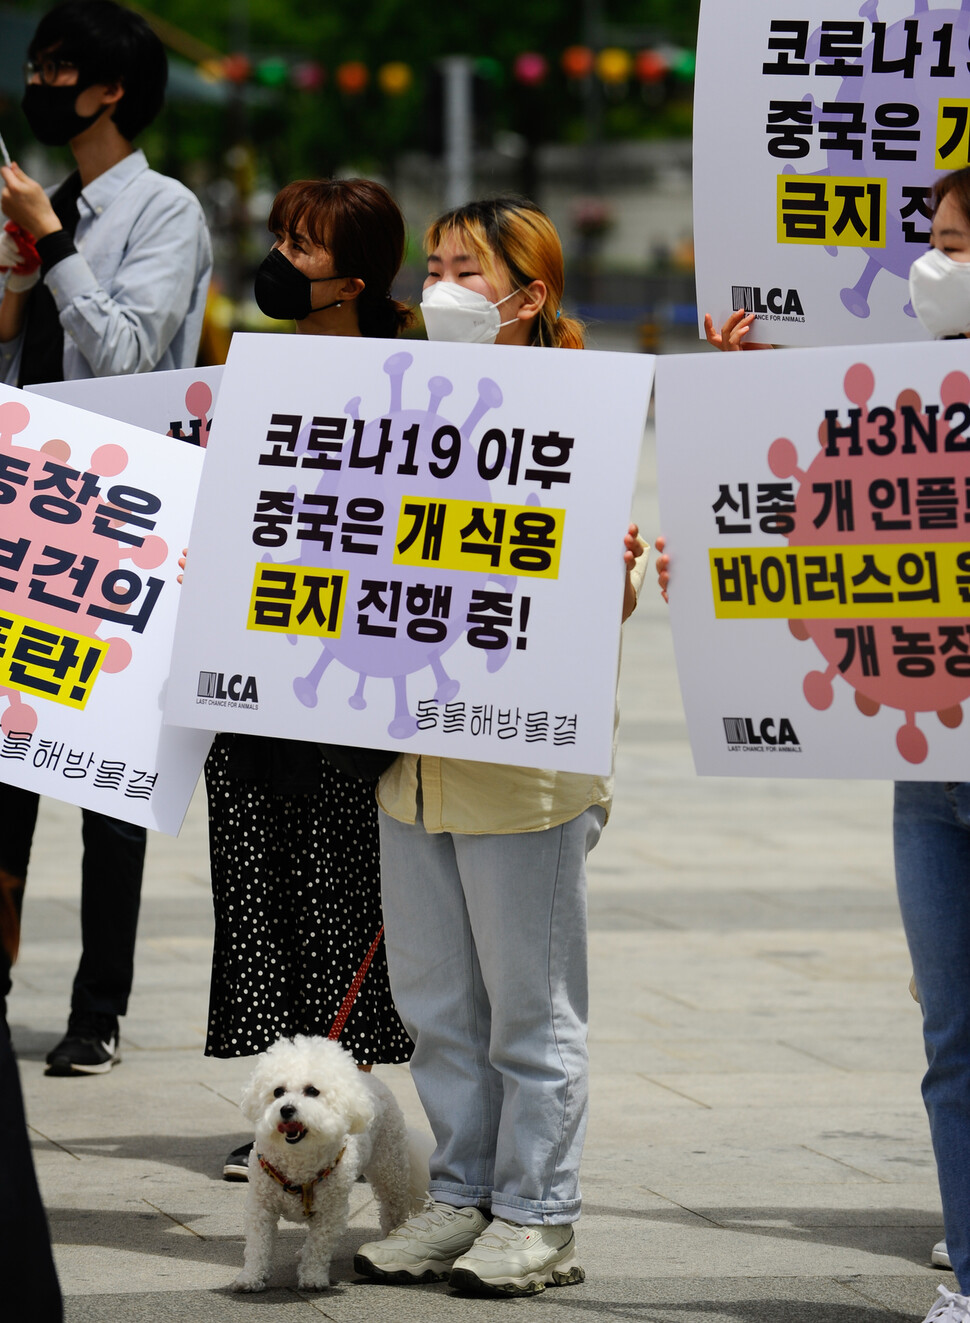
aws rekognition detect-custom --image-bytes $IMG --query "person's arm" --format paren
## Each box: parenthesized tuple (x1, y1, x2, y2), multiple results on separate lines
(47, 189, 210, 376)
(622, 522, 647, 621)
(2, 162, 210, 378)
(0, 283, 32, 349)
(655, 533, 669, 602)
(0, 165, 57, 366)
(0, 163, 61, 240)
(0, 243, 40, 382)
(704, 309, 775, 351)
(652, 314, 777, 598)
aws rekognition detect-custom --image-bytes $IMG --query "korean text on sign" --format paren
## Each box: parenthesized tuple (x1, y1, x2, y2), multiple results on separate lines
(710, 544, 970, 618)
(0, 609, 107, 708)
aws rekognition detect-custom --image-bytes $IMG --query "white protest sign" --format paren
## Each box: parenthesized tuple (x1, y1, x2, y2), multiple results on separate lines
(0, 384, 210, 832)
(28, 364, 224, 446)
(655, 342, 970, 777)
(166, 333, 652, 776)
(693, 0, 968, 346)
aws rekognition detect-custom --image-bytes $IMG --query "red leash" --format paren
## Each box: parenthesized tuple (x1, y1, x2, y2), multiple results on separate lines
(327, 925, 385, 1041)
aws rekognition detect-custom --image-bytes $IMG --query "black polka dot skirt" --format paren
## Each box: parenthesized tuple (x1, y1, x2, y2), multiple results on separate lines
(202, 735, 412, 1064)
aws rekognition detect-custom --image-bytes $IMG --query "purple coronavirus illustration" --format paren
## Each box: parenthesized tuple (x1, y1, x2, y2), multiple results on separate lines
(283, 351, 517, 738)
(788, 1, 970, 319)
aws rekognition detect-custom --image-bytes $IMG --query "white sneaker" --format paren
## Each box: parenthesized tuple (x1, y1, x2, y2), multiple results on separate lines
(449, 1217, 584, 1296)
(933, 1241, 954, 1270)
(922, 1285, 970, 1322)
(354, 1202, 490, 1283)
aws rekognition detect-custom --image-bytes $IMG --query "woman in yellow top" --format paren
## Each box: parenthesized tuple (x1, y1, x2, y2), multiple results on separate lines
(354, 196, 644, 1297)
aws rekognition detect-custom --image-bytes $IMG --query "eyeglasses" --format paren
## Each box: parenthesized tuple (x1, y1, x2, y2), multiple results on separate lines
(23, 57, 78, 86)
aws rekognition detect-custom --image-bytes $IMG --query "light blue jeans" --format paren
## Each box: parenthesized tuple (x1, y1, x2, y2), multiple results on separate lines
(378, 802, 605, 1225)
(894, 781, 970, 1293)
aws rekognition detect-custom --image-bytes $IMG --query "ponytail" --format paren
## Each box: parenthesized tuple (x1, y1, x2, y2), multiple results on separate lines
(358, 294, 414, 339)
(536, 309, 585, 350)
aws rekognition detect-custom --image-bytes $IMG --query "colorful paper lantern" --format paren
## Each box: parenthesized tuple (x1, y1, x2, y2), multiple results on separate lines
(475, 57, 504, 84)
(672, 49, 697, 79)
(198, 57, 225, 83)
(595, 47, 633, 85)
(635, 50, 667, 84)
(514, 52, 548, 87)
(336, 61, 369, 95)
(222, 53, 252, 85)
(378, 62, 413, 96)
(561, 45, 595, 80)
(292, 61, 325, 92)
(255, 57, 289, 88)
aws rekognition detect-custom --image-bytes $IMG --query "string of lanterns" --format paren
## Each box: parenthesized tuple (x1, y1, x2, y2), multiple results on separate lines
(200, 46, 695, 93)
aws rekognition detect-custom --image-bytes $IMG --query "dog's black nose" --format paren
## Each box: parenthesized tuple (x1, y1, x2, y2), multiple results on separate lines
(280, 1104, 297, 1120)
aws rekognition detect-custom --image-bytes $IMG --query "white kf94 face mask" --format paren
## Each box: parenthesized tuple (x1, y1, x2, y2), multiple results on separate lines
(909, 246, 970, 339)
(420, 280, 520, 343)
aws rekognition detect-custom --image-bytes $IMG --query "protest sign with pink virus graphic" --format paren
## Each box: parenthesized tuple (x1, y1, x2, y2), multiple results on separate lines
(0, 384, 209, 832)
(768, 360, 970, 763)
(656, 341, 970, 778)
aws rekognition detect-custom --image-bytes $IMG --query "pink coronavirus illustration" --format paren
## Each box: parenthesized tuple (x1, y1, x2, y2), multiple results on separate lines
(167, 378, 213, 447)
(768, 361, 970, 762)
(0, 398, 168, 737)
(280, 350, 529, 739)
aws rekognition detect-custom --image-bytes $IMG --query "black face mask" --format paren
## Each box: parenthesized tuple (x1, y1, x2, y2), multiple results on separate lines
(21, 82, 105, 148)
(253, 247, 352, 322)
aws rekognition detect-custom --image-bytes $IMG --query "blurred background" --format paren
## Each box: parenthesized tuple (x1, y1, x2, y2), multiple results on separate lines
(0, 0, 700, 360)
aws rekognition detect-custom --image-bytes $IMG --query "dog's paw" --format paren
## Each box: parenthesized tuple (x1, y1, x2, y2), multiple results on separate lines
(297, 1271, 332, 1292)
(231, 1272, 268, 1293)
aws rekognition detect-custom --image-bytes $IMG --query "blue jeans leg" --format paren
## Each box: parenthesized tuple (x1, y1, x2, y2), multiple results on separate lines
(379, 804, 604, 1225)
(379, 812, 499, 1209)
(894, 781, 970, 1293)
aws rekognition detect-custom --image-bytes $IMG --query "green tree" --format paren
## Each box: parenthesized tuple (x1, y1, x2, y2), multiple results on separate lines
(2, 0, 698, 182)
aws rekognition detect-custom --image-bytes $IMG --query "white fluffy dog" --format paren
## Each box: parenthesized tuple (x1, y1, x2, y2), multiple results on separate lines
(232, 1035, 425, 1292)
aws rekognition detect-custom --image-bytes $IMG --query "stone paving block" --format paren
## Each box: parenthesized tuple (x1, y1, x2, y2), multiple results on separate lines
(66, 1295, 329, 1322)
(632, 1070, 920, 1111)
(592, 1034, 848, 1077)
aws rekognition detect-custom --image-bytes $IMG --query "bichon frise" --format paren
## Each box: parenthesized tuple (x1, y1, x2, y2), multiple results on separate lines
(231, 1035, 426, 1292)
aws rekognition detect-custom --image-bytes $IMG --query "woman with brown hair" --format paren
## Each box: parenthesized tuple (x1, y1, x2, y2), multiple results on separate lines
(206, 178, 413, 1179)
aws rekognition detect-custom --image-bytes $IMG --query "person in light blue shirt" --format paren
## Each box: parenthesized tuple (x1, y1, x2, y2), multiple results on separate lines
(0, 1, 211, 385)
(0, 0, 212, 1079)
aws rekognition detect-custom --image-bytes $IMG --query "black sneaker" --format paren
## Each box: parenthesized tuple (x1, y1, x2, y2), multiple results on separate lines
(223, 1142, 253, 1181)
(45, 1015, 120, 1076)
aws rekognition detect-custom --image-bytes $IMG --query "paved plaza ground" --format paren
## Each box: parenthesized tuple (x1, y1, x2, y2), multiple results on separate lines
(8, 417, 951, 1321)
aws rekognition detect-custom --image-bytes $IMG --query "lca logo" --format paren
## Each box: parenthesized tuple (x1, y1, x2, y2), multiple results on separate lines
(732, 285, 805, 319)
(197, 670, 259, 705)
(722, 716, 800, 750)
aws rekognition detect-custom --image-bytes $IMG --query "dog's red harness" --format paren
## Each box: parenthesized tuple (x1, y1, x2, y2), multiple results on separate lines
(257, 1146, 346, 1217)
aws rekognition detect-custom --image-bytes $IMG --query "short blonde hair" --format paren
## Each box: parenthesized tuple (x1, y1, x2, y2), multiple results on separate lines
(933, 167, 970, 229)
(425, 196, 584, 349)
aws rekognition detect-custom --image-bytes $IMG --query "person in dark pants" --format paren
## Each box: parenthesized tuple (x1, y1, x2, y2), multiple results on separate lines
(0, 0, 211, 1073)
(0, 1031, 63, 1318)
(0, 785, 146, 1073)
